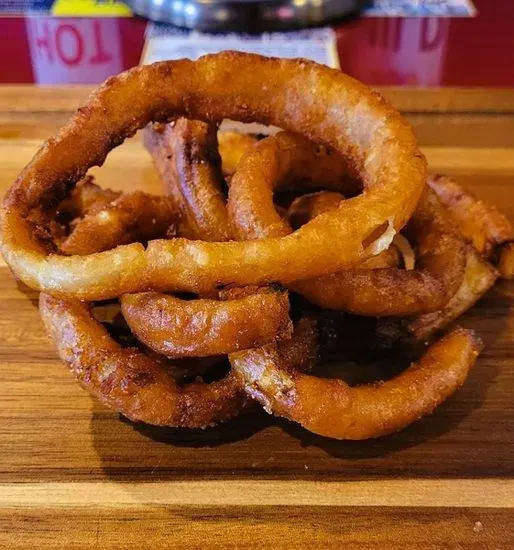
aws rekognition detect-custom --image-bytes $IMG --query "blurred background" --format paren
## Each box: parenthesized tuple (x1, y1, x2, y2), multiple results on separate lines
(1, 1, 512, 87)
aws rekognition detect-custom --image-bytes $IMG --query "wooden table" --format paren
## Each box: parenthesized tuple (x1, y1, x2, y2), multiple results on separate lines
(0, 87, 513, 549)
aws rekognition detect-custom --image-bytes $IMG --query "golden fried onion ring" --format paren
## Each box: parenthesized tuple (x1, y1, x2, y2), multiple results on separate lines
(58, 175, 121, 221)
(139, 122, 298, 361)
(2, 52, 425, 300)
(230, 327, 481, 440)
(287, 190, 402, 270)
(120, 288, 292, 358)
(40, 293, 249, 428)
(59, 191, 177, 255)
(228, 132, 355, 240)
(228, 132, 462, 315)
(293, 188, 466, 315)
(403, 246, 498, 342)
(40, 181, 302, 427)
(428, 174, 514, 279)
(428, 174, 514, 258)
(217, 131, 258, 177)
(143, 119, 231, 241)
(40, 292, 317, 428)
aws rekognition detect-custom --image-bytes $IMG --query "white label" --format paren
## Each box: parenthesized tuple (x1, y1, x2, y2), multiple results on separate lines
(143, 26, 339, 69)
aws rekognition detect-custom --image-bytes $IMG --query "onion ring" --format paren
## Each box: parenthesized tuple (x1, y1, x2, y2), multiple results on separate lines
(39, 293, 249, 428)
(1, 52, 425, 299)
(275, 316, 318, 373)
(92, 304, 228, 379)
(40, 292, 316, 427)
(287, 190, 402, 269)
(227, 132, 355, 240)
(287, 191, 345, 230)
(228, 132, 462, 315)
(140, 121, 294, 358)
(217, 131, 258, 177)
(141, 123, 299, 364)
(41, 193, 296, 426)
(428, 174, 514, 260)
(58, 176, 121, 221)
(120, 287, 292, 358)
(144, 119, 231, 241)
(292, 188, 466, 315)
(401, 246, 498, 342)
(59, 191, 177, 255)
(25, 176, 123, 252)
(230, 326, 481, 440)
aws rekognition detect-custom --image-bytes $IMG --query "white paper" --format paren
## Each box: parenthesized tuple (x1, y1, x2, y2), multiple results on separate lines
(143, 26, 339, 68)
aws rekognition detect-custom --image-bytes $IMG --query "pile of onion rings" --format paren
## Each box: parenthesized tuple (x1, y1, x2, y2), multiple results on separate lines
(1, 52, 509, 440)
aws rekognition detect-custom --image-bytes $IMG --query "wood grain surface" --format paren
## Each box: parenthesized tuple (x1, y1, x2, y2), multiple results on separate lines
(0, 86, 513, 549)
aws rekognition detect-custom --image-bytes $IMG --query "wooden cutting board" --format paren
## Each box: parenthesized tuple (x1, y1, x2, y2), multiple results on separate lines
(0, 87, 513, 549)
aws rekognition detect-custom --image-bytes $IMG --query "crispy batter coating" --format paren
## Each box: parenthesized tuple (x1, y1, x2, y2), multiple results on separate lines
(1, 52, 425, 299)
(121, 288, 292, 358)
(288, 191, 402, 270)
(59, 191, 177, 255)
(218, 131, 258, 177)
(3, 54, 503, 441)
(144, 120, 231, 241)
(230, 327, 481, 440)
(58, 176, 121, 220)
(40, 293, 249, 428)
(40, 293, 317, 428)
(139, 122, 294, 361)
(228, 133, 463, 315)
(293, 189, 466, 315)
(428, 174, 514, 261)
(404, 246, 498, 342)
(228, 132, 354, 240)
